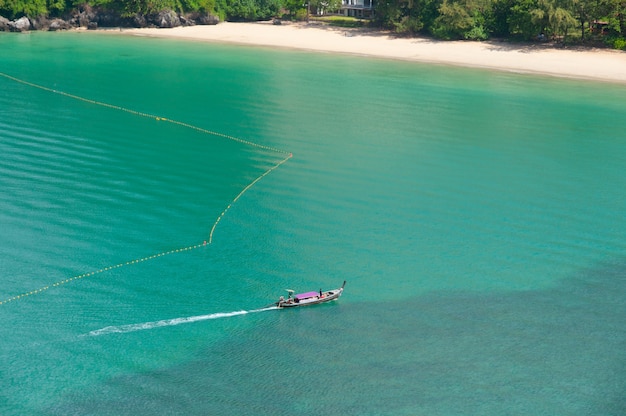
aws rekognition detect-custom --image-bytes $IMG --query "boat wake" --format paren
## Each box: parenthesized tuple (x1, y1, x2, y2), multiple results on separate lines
(86, 307, 277, 337)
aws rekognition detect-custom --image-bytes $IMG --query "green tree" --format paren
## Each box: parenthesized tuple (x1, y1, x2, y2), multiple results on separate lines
(490, 0, 514, 36)
(282, 0, 304, 16)
(47, 0, 67, 15)
(219, 0, 280, 20)
(431, 0, 473, 38)
(180, 0, 216, 11)
(549, 3, 577, 39)
(617, 0, 626, 35)
(374, 0, 404, 28)
(256, 0, 280, 18)
(430, 0, 492, 39)
(507, 0, 543, 38)
(0, 0, 48, 17)
(116, 0, 181, 16)
(310, 0, 341, 14)
(224, 0, 256, 19)
(374, 0, 440, 34)
(571, 0, 615, 40)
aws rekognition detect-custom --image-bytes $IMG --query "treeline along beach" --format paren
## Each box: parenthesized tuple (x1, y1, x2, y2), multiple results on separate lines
(1, 0, 625, 48)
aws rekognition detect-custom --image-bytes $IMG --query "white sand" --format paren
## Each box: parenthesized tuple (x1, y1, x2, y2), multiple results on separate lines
(122, 21, 626, 83)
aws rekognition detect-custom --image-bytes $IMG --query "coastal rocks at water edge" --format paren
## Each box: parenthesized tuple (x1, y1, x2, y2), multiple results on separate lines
(0, 16, 9, 31)
(29, 17, 73, 31)
(49, 19, 73, 31)
(0, 10, 220, 32)
(192, 13, 220, 25)
(8, 16, 31, 32)
(153, 10, 180, 28)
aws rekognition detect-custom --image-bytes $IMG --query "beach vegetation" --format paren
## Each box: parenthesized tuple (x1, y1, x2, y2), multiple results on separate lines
(371, 0, 625, 46)
(607, 35, 626, 48)
(119, 0, 182, 16)
(464, 23, 488, 38)
(215, 0, 280, 19)
(280, 0, 305, 17)
(395, 15, 425, 32)
(428, 0, 492, 39)
(372, 0, 403, 29)
(431, 0, 474, 38)
(313, 15, 367, 26)
(181, 0, 216, 12)
(617, 0, 626, 35)
(218, 0, 256, 19)
(0, 0, 46, 18)
(48, 0, 68, 15)
(549, 6, 576, 40)
(292, 7, 306, 18)
(310, 0, 341, 14)
(1, 0, 625, 48)
(505, 0, 541, 38)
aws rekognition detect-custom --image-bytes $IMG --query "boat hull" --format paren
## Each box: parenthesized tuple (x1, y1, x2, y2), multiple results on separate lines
(276, 281, 345, 308)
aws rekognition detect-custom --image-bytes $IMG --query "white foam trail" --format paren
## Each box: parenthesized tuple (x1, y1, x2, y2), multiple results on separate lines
(87, 307, 277, 336)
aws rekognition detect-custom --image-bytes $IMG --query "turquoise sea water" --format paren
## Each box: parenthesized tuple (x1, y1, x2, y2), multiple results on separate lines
(1, 31, 625, 415)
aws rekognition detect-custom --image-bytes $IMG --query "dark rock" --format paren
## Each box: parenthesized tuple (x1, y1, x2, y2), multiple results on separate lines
(196, 13, 219, 25)
(0, 8, 222, 32)
(132, 13, 147, 28)
(9, 16, 31, 32)
(73, 6, 97, 27)
(150, 10, 181, 28)
(77, 13, 91, 27)
(66, 5, 127, 28)
(97, 11, 128, 28)
(49, 18, 72, 31)
(30, 16, 49, 30)
(179, 15, 194, 26)
(0, 16, 10, 32)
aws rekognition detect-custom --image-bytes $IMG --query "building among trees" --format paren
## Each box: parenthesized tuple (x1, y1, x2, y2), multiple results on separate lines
(340, 0, 375, 18)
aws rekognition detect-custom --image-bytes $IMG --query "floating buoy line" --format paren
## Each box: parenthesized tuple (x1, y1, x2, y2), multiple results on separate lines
(0, 71, 292, 306)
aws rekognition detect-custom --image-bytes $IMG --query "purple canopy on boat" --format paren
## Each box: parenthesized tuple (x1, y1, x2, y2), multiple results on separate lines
(295, 291, 319, 300)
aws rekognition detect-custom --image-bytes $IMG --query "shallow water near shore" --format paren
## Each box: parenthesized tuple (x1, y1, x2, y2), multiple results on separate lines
(1, 32, 625, 415)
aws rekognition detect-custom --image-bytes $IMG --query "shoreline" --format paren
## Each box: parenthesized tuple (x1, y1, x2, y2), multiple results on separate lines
(115, 22, 626, 84)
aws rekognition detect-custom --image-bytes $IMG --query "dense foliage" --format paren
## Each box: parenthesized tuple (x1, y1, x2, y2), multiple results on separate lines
(1, 0, 624, 47)
(375, 0, 626, 44)
(213, 0, 281, 21)
(0, 0, 216, 18)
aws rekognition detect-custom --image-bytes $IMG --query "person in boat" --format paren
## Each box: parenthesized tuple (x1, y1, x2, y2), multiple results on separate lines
(278, 295, 293, 306)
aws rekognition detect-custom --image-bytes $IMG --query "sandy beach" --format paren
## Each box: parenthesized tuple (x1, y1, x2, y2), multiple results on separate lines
(121, 21, 626, 83)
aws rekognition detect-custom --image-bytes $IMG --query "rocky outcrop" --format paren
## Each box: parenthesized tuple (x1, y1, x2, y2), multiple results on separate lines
(193, 13, 220, 25)
(132, 13, 147, 28)
(28, 16, 72, 30)
(150, 10, 181, 28)
(0, 9, 220, 32)
(0, 15, 10, 31)
(73, 6, 98, 27)
(8, 16, 31, 32)
(29, 16, 48, 30)
(49, 18, 73, 31)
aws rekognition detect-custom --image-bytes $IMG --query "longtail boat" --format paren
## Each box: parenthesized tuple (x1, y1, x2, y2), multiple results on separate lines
(275, 281, 346, 308)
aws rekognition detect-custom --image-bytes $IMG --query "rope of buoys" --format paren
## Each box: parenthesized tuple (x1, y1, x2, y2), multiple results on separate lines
(0, 71, 290, 155)
(0, 71, 292, 306)
(209, 152, 292, 244)
(0, 243, 205, 305)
